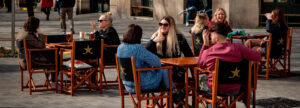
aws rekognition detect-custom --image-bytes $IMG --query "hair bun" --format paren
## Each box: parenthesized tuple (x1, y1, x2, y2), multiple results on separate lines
(105, 12, 112, 16)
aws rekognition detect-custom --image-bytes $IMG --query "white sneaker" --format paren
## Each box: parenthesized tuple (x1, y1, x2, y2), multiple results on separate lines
(178, 11, 185, 15)
(185, 22, 189, 27)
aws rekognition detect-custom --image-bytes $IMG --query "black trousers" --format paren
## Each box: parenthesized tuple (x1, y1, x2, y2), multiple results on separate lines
(5, 0, 11, 12)
(41, 7, 51, 16)
(26, 5, 34, 17)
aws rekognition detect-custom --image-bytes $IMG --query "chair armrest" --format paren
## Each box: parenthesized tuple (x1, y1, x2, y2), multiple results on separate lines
(27, 48, 58, 52)
(103, 44, 119, 48)
(135, 66, 173, 72)
(194, 67, 212, 74)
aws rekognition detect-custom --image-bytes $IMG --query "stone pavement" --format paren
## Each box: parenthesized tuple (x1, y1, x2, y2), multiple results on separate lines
(1, 7, 300, 108)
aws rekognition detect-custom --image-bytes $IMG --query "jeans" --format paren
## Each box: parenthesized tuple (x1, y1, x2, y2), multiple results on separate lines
(185, 6, 198, 24)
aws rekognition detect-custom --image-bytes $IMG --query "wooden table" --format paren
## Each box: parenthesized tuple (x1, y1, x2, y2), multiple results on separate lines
(231, 34, 268, 44)
(160, 57, 198, 108)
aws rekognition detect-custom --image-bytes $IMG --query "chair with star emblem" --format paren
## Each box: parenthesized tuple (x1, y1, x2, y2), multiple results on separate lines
(286, 27, 293, 73)
(116, 55, 173, 108)
(249, 32, 287, 80)
(191, 33, 204, 56)
(60, 40, 101, 96)
(194, 59, 258, 108)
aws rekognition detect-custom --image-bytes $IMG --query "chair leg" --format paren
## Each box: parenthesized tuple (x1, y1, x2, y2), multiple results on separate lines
(20, 66, 24, 91)
(266, 60, 270, 80)
(29, 72, 32, 95)
(71, 74, 74, 96)
(253, 90, 256, 108)
(99, 70, 103, 94)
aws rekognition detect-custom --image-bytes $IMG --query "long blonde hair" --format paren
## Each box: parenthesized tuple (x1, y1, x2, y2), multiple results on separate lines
(151, 16, 182, 57)
(212, 8, 227, 23)
(191, 13, 209, 34)
(100, 12, 113, 27)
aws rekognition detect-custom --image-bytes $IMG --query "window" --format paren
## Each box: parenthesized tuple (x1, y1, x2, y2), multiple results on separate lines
(264, 0, 274, 3)
(277, 0, 287, 3)
(131, 0, 153, 17)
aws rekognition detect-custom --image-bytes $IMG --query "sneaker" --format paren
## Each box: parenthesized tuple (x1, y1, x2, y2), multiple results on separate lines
(185, 22, 189, 27)
(178, 10, 185, 15)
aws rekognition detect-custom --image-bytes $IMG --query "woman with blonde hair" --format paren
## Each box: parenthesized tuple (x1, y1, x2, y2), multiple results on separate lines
(146, 16, 193, 104)
(209, 8, 232, 33)
(90, 12, 120, 63)
(191, 13, 210, 56)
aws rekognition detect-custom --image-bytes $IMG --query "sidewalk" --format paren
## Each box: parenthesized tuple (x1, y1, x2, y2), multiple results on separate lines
(1, 7, 300, 108)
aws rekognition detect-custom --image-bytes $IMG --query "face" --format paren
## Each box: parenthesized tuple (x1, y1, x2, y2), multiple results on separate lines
(216, 10, 225, 22)
(271, 12, 278, 23)
(159, 19, 170, 34)
(98, 16, 109, 29)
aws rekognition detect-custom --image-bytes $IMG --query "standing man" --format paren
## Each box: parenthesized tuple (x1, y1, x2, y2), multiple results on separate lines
(26, 0, 35, 17)
(5, 0, 11, 12)
(60, 0, 75, 34)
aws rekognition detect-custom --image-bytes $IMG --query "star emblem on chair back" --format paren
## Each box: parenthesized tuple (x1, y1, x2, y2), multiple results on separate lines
(230, 67, 240, 78)
(83, 45, 93, 54)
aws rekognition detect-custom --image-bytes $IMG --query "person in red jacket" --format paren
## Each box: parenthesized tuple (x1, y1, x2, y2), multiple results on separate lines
(39, 0, 53, 21)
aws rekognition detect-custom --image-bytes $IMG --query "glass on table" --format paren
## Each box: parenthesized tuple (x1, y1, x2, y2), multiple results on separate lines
(66, 34, 72, 43)
(89, 33, 95, 40)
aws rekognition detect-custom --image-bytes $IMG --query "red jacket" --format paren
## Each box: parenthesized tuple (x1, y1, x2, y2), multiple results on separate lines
(39, 0, 53, 8)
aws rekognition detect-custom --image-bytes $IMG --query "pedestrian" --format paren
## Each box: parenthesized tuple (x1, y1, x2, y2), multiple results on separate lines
(5, 0, 11, 13)
(26, 0, 35, 17)
(38, 0, 53, 21)
(55, 0, 61, 18)
(60, 0, 75, 34)
(0, 0, 3, 8)
(178, 0, 199, 26)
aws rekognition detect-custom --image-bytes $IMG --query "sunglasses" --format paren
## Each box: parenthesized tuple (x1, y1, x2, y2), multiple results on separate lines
(98, 19, 107, 22)
(159, 23, 169, 27)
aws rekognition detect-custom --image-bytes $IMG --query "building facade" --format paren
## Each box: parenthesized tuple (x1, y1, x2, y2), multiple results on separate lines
(76, 0, 300, 28)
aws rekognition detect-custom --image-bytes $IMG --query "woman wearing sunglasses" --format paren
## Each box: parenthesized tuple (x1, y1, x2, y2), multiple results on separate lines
(90, 12, 120, 63)
(146, 16, 193, 105)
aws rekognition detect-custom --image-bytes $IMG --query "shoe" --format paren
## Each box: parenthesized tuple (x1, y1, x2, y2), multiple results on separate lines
(71, 30, 75, 34)
(178, 10, 185, 15)
(46, 15, 49, 21)
(185, 22, 189, 27)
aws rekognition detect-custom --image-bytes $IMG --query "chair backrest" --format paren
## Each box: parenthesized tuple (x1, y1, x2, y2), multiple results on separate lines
(217, 59, 250, 84)
(191, 33, 204, 56)
(116, 57, 134, 82)
(45, 34, 71, 44)
(268, 30, 287, 58)
(72, 40, 101, 60)
(287, 27, 293, 55)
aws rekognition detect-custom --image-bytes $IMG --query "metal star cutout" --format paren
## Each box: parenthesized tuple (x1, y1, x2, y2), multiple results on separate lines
(120, 66, 126, 75)
(83, 45, 93, 54)
(230, 67, 240, 78)
(196, 37, 201, 45)
(278, 37, 284, 45)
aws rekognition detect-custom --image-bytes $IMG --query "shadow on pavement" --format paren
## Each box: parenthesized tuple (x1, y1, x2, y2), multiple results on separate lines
(256, 97, 300, 108)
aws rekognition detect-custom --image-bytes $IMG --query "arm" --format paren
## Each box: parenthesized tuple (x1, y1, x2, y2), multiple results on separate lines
(96, 27, 120, 44)
(139, 46, 161, 67)
(90, 21, 97, 33)
(26, 34, 45, 49)
(266, 19, 282, 33)
(239, 44, 261, 61)
(145, 40, 158, 55)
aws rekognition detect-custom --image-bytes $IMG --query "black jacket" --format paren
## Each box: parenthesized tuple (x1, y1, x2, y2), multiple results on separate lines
(266, 19, 287, 58)
(94, 27, 120, 63)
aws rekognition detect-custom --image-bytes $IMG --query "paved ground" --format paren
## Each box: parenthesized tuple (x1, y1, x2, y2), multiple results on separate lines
(1, 7, 300, 108)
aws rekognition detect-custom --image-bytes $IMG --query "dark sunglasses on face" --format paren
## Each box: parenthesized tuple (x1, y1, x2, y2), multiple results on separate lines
(98, 19, 107, 22)
(159, 23, 169, 27)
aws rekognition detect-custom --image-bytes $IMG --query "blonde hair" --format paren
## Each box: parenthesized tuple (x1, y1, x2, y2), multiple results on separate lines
(151, 16, 182, 57)
(212, 8, 227, 23)
(191, 13, 209, 34)
(100, 12, 113, 27)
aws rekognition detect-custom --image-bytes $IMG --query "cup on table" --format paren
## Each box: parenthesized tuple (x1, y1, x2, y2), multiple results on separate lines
(79, 31, 86, 40)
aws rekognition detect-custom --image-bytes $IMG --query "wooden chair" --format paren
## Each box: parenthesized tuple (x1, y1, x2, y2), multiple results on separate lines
(18, 40, 58, 95)
(191, 33, 204, 56)
(60, 40, 101, 96)
(98, 42, 119, 94)
(194, 59, 258, 108)
(286, 27, 293, 73)
(116, 56, 173, 108)
(249, 32, 287, 80)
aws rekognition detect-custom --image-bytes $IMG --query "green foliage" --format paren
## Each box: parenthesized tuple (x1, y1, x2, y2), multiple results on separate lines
(0, 47, 17, 57)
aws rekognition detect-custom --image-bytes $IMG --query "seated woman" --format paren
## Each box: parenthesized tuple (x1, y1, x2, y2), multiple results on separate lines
(117, 24, 172, 93)
(17, 16, 54, 69)
(190, 13, 209, 56)
(245, 8, 288, 54)
(208, 8, 232, 33)
(146, 16, 193, 83)
(90, 12, 120, 63)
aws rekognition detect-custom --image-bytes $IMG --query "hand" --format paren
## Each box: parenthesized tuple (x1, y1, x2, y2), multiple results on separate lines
(90, 21, 97, 32)
(185, 8, 188, 12)
(153, 35, 165, 43)
(265, 13, 272, 19)
(36, 28, 42, 34)
(202, 29, 210, 46)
